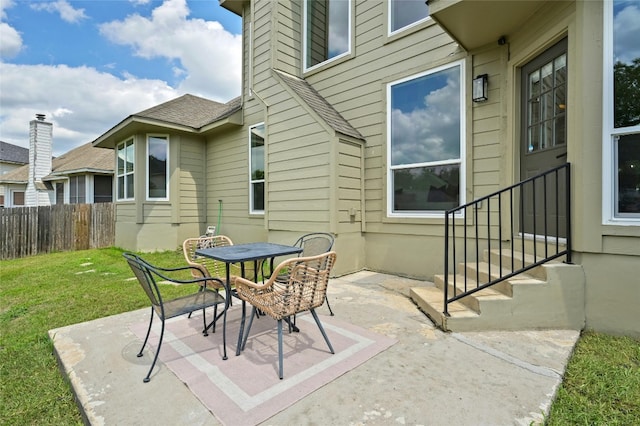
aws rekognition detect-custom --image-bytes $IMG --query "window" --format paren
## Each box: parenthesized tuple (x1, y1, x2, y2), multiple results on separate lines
(12, 191, 24, 206)
(389, 0, 429, 35)
(117, 138, 134, 201)
(55, 183, 64, 204)
(603, 1, 640, 222)
(147, 135, 169, 200)
(94, 175, 113, 203)
(69, 175, 86, 204)
(304, 0, 351, 71)
(249, 123, 265, 213)
(387, 61, 465, 216)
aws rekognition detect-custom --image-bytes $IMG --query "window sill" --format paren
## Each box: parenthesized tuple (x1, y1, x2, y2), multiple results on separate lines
(385, 17, 436, 45)
(303, 52, 354, 76)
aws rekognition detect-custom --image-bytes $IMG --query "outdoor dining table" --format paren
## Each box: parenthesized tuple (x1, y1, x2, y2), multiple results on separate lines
(195, 242, 303, 358)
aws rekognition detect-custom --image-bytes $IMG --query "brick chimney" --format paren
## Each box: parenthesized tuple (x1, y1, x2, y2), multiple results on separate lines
(25, 114, 53, 206)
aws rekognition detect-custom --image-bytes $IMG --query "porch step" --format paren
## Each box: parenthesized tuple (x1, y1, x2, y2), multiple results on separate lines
(410, 287, 478, 331)
(411, 250, 585, 332)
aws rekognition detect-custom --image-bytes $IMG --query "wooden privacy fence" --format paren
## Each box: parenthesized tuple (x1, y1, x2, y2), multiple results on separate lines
(0, 203, 115, 260)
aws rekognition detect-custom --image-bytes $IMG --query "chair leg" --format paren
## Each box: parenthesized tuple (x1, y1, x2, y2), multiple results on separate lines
(202, 305, 209, 336)
(241, 306, 257, 351)
(143, 317, 165, 383)
(137, 307, 154, 358)
(325, 295, 334, 316)
(277, 319, 284, 379)
(310, 309, 334, 354)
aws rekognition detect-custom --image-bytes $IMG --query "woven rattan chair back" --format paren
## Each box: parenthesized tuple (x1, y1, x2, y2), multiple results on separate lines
(183, 235, 237, 287)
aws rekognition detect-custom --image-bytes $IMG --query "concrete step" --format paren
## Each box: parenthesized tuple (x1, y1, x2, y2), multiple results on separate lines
(411, 252, 585, 332)
(433, 273, 511, 313)
(409, 286, 478, 331)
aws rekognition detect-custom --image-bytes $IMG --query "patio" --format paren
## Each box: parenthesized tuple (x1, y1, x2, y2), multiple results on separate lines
(50, 271, 579, 425)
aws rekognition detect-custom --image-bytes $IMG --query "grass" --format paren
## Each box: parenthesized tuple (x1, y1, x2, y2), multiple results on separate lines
(1, 247, 639, 424)
(0, 247, 192, 424)
(547, 331, 640, 425)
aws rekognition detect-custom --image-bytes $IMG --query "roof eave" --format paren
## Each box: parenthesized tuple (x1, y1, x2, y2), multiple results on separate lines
(200, 109, 244, 134)
(93, 116, 197, 149)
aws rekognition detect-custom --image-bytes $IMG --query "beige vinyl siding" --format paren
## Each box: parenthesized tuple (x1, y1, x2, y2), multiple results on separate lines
(268, 87, 332, 231)
(296, 3, 459, 238)
(337, 139, 363, 234)
(274, 1, 301, 76)
(177, 136, 206, 222)
(252, 0, 273, 94)
(142, 203, 171, 223)
(115, 203, 136, 222)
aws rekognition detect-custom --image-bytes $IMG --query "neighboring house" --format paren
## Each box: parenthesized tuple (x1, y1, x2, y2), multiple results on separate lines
(93, 0, 639, 337)
(0, 141, 29, 207)
(0, 115, 114, 207)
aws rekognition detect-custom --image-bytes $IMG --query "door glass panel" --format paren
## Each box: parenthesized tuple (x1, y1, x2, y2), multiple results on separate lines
(526, 51, 567, 153)
(541, 63, 553, 92)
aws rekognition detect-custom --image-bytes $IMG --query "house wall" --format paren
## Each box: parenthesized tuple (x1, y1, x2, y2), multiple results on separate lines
(466, 0, 639, 336)
(294, 2, 462, 278)
(114, 132, 206, 251)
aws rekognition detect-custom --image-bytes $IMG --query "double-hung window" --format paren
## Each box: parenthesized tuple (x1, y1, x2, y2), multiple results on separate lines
(147, 135, 169, 200)
(603, 0, 640, 223)
(303, 0, 351, 71)
(387, 61, 465, 216)
(250, 123, 265, 214)
(389, 0, 430, 35)
(117, 138, 134, 201)
(69, 175, 86, 204)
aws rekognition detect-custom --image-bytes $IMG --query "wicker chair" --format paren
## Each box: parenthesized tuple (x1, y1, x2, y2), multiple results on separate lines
(269, 232, 335, 316)
(123, 252, 229, 383)
(183, 235, 238, 286)
(234, 251, 337, 379)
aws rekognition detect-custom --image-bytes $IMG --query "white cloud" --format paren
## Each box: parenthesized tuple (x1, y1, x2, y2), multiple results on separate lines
(391, 70, 461, 166)
(0, 0, 241, 157)
(30, 0, 88, 24)
(0, 63, 178, 156)
(99, 0, 241, 102)
(1, 0, 15, 20)
(614, 3, 640, 64)
(0, 0, 22, 58)
(0, 21, 22, 58)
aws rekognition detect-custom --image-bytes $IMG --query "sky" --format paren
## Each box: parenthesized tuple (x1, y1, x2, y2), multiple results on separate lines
(0, 0, 242, 156)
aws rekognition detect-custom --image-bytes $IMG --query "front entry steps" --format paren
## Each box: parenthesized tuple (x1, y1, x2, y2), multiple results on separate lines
(410, 248, 586, 332)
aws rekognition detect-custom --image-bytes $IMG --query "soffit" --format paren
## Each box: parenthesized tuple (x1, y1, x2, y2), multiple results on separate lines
(429, 0, 547, 50)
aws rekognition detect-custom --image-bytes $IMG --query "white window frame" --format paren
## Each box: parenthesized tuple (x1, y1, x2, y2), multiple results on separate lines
(116, 138, 135, 201)
(146, 134, 169, 201)
(69, 175, 87, 204)
(388, 0, 431, 37)
(249, 123, 265, 215)
(386, 60, 466, 218)
(303, 0, 352, 72)
(602, 0, 640, 225)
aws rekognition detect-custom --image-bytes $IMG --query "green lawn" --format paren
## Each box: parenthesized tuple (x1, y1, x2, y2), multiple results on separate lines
(1, 247, 639, 424)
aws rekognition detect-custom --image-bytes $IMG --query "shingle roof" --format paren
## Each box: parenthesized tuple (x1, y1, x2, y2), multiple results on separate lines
(0, 141, 29, 165)
(0, 143, 113, 183)
(47, 142, 113, 175)
(134, 94, 242, 129)
(273, 70, 364, 140)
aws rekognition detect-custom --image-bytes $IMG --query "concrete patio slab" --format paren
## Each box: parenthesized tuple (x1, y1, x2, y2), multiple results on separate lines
(50, 271, 580, 425)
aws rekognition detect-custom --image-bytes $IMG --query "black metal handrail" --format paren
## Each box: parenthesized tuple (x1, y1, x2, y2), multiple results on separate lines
(443, 163, 571, 316)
